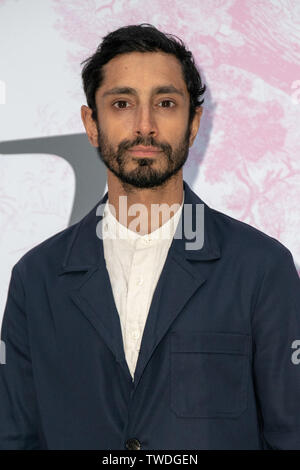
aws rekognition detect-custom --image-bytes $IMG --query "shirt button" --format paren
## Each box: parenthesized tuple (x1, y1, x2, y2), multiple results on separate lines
(125, 438, 141, 450)
(136, 277, 143, 286)
(131, 330, 140, 340)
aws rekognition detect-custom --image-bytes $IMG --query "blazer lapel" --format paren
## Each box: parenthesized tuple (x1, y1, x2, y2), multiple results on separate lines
(133, 181, 222, 387)
(59, 191, 133, 383)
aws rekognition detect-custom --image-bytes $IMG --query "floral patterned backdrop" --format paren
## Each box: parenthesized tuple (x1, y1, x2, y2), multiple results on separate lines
(0, 0, 300, 322)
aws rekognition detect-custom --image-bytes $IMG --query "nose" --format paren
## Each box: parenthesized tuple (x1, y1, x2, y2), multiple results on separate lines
(133, 104, 158, 138)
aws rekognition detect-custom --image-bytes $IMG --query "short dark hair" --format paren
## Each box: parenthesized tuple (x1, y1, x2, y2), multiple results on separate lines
(81, 23, 206, 126)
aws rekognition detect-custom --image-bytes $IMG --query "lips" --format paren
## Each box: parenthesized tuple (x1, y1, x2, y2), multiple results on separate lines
(129, 146, 162, 155)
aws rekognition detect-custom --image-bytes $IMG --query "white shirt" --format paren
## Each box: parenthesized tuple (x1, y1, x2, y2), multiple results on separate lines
(102, 192, 184, 379)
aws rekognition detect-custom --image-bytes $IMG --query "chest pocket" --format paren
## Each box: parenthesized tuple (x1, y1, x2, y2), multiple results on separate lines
(170, 331, 250, 418)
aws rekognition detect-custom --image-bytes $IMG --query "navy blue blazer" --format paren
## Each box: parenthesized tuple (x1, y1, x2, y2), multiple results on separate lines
(1, 180, 300, 450)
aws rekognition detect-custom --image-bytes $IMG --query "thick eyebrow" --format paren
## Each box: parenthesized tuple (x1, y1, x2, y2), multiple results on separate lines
(102, 85, 185, 98)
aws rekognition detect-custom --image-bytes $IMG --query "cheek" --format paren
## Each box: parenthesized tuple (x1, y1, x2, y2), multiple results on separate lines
(105, 114, 130, 138)
(160, 119, 188, 143)
(157, 113, 187, 131)
(97, 120, 120, 146)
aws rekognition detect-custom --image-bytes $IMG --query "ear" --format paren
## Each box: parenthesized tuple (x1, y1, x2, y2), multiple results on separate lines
(80, 105, 99, 147)
(189, 106, 203, 147)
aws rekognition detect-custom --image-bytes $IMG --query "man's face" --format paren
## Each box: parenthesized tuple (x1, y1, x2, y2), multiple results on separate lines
(84, 51, 201, 189)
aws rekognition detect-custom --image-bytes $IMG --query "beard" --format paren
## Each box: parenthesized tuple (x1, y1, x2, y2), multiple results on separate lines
(95, 120, 191, 189)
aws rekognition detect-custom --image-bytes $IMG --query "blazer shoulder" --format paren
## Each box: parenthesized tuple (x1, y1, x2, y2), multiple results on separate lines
(208, 204, 293, 263)
(12, 220, 81, 274)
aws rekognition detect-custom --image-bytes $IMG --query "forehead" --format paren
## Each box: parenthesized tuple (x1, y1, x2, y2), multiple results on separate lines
(99, 51, 187, 94)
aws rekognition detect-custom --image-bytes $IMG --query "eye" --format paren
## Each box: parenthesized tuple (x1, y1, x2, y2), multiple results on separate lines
(158, 100, 175, 108)
(113, 100, 130, 109)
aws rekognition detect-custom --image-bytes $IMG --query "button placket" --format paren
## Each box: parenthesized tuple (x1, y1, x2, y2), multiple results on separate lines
(125, 251, 143, 350)
(124, 243, 153, 377)
(131, 330, 140, 340)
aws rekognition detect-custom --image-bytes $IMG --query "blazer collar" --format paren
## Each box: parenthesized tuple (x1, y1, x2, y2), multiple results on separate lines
(60, 179, 221, 274)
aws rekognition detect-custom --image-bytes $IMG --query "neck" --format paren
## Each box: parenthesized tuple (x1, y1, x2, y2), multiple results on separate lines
(106, 170, 184, 235)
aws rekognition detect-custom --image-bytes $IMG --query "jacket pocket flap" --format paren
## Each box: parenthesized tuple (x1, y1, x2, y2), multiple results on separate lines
(170, 331, 250, 355)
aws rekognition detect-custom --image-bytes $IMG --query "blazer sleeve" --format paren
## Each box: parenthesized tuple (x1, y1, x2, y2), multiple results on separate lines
(0, 263, 44, 449)
(251, 246, 300, 450)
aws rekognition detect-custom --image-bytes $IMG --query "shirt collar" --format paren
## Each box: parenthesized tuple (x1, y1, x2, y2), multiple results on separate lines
(102, 191, 185, 247)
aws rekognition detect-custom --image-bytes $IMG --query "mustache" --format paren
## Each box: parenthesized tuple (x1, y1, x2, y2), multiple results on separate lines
(118, 137, 172, 154)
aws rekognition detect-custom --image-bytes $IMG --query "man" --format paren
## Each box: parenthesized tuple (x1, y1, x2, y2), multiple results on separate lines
(1, 24, 300, 450)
